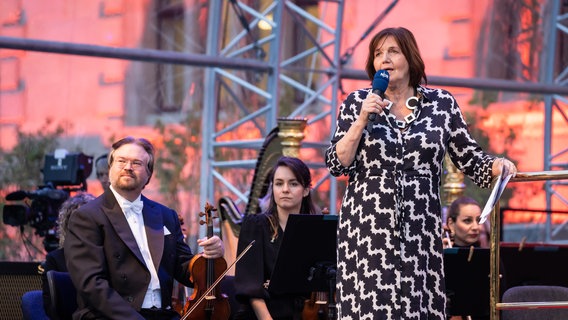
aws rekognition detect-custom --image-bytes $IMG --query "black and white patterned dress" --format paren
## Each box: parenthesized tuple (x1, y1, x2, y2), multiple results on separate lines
(325, 86, 495, 320)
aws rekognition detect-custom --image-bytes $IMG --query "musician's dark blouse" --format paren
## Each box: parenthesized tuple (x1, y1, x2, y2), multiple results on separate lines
(234, 213, 304, 319)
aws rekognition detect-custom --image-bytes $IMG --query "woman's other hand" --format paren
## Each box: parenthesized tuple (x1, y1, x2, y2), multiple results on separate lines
(491, 158, 517, 178)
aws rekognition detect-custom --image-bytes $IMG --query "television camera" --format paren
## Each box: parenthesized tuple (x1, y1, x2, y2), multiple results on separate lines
(2, 149, 93, 252)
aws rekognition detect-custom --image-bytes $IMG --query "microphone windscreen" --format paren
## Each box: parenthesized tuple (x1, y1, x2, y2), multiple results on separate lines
(372, 69, 390, 93)
(5, 190, 29, 201)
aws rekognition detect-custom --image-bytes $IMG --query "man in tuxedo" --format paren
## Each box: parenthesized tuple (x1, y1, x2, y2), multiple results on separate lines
(65, 136, 224, 320)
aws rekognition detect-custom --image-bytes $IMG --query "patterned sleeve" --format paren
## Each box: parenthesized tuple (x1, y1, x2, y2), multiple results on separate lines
(444, 89, 496, 189)
(325, 90, 366, 177)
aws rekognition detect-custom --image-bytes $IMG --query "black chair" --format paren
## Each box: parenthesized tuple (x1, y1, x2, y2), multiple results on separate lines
(47, 270, 77, 320)
(21, 290, 49, 320)
(501, 285, 568, 320)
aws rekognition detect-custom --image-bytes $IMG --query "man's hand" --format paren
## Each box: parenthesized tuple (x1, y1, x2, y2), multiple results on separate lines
(197, 235, 225, 259)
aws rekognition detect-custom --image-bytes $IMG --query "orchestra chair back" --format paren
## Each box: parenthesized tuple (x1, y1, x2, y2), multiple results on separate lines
(219, 275, 239, 319)
(47, 270, 77, 320)
(21, 290, 48, 320)
(501, 285, 568, 320)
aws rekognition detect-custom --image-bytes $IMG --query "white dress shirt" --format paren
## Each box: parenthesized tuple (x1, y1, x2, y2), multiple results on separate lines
(110, 186, 162, 308)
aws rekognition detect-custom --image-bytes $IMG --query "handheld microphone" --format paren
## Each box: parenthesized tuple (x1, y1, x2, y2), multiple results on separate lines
(368, 69, 390, 122)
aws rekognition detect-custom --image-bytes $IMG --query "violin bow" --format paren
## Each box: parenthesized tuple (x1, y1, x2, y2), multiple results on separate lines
(180, 240, 256, 320)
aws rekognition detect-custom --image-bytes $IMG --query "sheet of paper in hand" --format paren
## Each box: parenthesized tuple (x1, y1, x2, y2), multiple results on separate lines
(480, 161, 513, 224)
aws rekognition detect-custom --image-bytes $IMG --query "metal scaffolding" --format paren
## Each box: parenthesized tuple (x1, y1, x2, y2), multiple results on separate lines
(199, 0, 345, 215)
(543, 0, 568, 242)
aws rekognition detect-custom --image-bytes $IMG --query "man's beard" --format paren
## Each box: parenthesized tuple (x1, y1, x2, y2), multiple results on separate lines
(115, 176, 140, 191)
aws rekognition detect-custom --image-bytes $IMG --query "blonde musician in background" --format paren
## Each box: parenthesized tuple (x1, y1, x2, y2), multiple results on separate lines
(443, 196, 488, 249)
(444, 196, 491, 320)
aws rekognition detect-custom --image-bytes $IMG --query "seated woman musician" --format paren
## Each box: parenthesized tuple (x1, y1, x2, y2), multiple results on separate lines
(443, 196, 488, 249)
(40, 192, 95, 318)
(234, 156, 320, 320)
(444, 196, 492, 320)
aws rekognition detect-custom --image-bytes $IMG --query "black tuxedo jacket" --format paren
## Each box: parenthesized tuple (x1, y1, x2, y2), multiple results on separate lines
(64, 190, 194, 319)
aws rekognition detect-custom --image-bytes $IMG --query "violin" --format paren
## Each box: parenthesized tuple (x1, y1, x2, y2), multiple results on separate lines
(303, 291, 332, 320)
(182, 203, 230, 320)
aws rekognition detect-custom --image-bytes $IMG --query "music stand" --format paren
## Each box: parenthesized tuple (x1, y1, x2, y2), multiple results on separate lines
(268, 214, 338, 295)
(499, 244, 568, 288)
(444, 247, 491, 317)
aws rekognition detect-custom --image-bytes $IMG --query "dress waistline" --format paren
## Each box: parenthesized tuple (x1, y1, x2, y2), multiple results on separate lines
(352, 167, 434, 179)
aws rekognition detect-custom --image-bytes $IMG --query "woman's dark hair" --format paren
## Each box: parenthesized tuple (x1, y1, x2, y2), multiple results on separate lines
(364, 27, 427, 88)
(447, 196, 480, 224)
(265, 156, 318, 240)
(109, 136, 155, 185)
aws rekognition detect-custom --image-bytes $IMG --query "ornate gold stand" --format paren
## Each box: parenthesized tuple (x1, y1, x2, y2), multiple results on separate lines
(277, 117, 307, 158)
(442, 154, 465, 207)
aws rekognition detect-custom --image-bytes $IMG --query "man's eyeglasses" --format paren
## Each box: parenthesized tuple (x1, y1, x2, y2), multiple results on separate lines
(114, 158, 145, 170)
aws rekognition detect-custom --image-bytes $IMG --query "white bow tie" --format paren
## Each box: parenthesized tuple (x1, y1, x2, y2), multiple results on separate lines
(123, 199, 143, 214)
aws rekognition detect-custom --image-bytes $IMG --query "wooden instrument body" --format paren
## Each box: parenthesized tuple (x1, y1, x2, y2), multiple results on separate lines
(182, 203, 230, 320)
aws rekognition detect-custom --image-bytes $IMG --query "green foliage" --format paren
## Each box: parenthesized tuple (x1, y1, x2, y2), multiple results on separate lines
(0, 119, 64, 261)
(469, 90, 498, 110)
(153, 116, 202, 211)
(0, 119, 64, 190)
(444, 110, 516, 207)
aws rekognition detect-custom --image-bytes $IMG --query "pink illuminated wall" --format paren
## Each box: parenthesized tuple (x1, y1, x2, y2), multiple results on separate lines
(0, 0, 566, 231)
